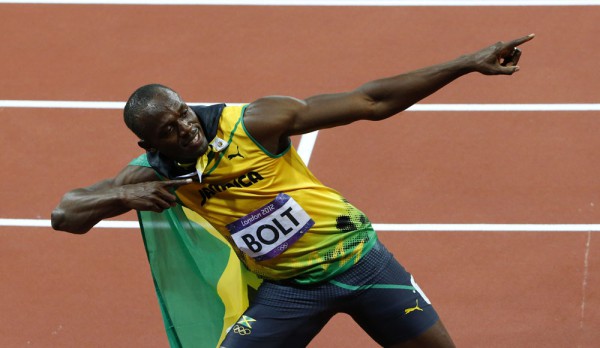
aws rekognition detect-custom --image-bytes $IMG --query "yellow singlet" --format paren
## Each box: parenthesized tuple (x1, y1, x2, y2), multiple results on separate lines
(175, 105, 377, 284)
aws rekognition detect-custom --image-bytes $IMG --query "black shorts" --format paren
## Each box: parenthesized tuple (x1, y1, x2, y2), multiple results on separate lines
(220, 240, 439, 347)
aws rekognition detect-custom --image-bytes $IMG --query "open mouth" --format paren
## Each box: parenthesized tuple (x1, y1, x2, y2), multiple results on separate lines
(182, 128, 200, 148)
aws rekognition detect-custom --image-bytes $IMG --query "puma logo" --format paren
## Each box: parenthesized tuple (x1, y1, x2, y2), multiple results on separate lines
(227, 145, 244, 160)
(404, 299, 424, 315)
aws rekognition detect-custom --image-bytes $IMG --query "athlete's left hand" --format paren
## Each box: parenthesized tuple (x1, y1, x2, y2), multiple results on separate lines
(467, 33, 535, 75)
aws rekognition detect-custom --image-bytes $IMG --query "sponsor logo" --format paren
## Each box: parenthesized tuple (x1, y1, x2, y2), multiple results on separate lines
(199, 171, 264, 206)
(404, 299, 424, 315)
(227, 145, 244, 160)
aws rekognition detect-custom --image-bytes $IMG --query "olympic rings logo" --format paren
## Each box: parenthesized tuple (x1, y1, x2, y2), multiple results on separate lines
(232, 325, 252, 336)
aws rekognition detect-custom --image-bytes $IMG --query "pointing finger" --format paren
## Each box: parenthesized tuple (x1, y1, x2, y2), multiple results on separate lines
(507, 33, 535, 48)
(162, 178, 193, 188)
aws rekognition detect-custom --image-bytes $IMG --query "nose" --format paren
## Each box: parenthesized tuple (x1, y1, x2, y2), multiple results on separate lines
(177, 119, 193, 137)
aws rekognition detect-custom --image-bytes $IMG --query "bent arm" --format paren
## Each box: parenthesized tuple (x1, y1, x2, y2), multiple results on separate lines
(51, 165, 163, 234)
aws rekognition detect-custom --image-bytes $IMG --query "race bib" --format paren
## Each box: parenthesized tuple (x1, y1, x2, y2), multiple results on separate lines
(226, 193, 314, 261)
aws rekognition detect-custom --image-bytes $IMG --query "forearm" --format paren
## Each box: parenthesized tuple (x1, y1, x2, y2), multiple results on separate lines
(358, 55, 473, 120)
(51, 186, 130, 234)
(51, 166, 189, 233)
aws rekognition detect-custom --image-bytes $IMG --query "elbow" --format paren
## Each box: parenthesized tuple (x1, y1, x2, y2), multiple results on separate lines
(366, 103, 404, 122)
(50, 208, 66, 231)
(50, 208, 89, 234)
(362, 95, 405, 122)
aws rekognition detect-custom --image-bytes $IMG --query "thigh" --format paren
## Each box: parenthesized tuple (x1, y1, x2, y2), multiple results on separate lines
(220, 281, 334, 348)
(388, 319, 455, 348)
(340, 246, 442, 346)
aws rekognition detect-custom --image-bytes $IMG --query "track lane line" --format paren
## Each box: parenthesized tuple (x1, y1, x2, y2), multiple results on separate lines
(2, 219, 600, 231)
(2, 0, 600, 6)
(2, 100, 599, 111)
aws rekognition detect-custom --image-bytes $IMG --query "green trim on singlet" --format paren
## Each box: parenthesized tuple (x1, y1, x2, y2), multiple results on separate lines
(329, 279, 415, 292)
(240, 104, 291, 158)
(205, 111, 244, 176)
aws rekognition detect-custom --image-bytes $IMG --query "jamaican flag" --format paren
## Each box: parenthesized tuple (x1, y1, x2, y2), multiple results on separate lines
(132, 156, 262, 348)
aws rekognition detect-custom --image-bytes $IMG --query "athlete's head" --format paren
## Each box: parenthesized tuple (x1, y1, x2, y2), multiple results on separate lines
(124, 84, 208, 164)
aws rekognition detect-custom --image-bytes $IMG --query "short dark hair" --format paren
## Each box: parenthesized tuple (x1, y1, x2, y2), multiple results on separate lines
(123, 83, 173, 138)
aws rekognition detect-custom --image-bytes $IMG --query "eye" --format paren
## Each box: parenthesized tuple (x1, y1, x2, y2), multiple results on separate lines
(160, 125, 175, 138)
(181, 107, 190, 118)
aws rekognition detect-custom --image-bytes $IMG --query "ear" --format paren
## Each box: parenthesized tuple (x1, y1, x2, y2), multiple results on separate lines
(138, 139, 156, 152)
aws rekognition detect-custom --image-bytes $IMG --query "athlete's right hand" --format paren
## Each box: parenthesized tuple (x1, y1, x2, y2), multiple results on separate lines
(118, 179, 192, 212)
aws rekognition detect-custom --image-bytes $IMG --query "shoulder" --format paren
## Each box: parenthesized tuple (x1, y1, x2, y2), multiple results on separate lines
(243, 95, 307, 133)
(242, 96, 305, 154)
(244, 95, 306, 119)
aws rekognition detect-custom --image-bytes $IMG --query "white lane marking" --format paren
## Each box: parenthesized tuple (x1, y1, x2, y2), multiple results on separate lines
(0, 219, 140, 228)
(579, 232, 592, 330)
(372, 224, 600, 232)
(2, 100, 599, 111)
(297, 131, 318, 166)
(3, 219, 600, 231)
(1, 0, 599, 6)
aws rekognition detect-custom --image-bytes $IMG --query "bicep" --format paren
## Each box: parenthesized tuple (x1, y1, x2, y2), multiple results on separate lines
(293, 91, 378, 134)
(113, 165, 160, 186)
(243, 92, 376, 151)
(78, 165, 159, 193)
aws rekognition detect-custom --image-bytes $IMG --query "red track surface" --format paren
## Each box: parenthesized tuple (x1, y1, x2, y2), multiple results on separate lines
(1, 4, 599, 347)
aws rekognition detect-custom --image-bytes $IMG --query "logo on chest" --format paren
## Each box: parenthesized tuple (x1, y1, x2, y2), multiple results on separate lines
(227, 193, 314, 261)
(199, 171, 264, 206)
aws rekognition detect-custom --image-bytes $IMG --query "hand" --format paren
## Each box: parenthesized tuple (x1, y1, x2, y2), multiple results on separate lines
(118, 178, 192, 212)
(468, 34, 535, 75)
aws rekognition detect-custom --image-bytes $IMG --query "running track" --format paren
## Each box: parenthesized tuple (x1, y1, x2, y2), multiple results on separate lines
(1, 2, 599, 347)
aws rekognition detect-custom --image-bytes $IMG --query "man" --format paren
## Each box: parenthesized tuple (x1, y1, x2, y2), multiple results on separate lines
(52, 34, 534, 347)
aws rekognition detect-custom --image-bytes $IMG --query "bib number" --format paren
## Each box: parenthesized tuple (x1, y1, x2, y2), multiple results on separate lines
(227, 193, 314, 261)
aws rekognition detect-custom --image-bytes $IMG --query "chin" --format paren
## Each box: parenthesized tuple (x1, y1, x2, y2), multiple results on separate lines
(184, 145, 208, 162)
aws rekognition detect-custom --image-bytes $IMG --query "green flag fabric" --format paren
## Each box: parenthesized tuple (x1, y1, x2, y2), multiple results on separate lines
(132, 155, 262, 347)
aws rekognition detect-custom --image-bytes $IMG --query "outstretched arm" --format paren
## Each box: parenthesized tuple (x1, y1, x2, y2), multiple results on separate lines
(51, 165, 191, 234)
(244, 34, 534, 153)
